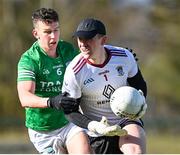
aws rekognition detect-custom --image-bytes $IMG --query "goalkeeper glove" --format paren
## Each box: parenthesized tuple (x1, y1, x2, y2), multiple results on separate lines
(47, 92, 80, 114)
(88, 116, 127, 136)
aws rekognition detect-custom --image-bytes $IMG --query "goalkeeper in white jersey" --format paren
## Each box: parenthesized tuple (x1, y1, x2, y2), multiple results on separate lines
(61, 18, 147, 154)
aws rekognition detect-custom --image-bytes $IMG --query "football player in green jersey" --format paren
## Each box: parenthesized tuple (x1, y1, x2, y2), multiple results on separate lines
(17, 8, 92, 154)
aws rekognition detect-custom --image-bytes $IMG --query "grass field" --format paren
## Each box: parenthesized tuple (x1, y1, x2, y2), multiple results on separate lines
(0, 128, 179, 153)
(147, 132, 179, 153)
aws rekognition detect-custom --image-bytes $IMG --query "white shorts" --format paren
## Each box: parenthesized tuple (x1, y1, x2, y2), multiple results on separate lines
(28, 122, 83, 154)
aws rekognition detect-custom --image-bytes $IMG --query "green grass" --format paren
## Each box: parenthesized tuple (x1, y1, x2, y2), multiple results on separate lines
(147, 132, 180, 153)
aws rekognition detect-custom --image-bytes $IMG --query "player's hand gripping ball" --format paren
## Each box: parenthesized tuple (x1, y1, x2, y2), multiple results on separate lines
(110, 86, 147, 120)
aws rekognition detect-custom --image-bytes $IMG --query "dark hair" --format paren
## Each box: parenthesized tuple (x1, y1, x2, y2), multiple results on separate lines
(32, 8, 59, 27)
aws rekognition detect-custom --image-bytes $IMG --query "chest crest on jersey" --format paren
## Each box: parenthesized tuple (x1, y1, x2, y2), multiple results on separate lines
(116, 66, 124, 76)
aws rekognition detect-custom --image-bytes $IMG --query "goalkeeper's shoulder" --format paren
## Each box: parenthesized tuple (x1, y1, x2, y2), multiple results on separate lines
(125, 47, 138, 61)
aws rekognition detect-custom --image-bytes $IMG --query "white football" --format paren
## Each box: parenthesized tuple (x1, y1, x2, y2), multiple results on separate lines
(110, 86, 147, 119)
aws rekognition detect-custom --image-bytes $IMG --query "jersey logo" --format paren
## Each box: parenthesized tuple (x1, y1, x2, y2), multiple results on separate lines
(116, 66, 124, 76)
(42, 69, 50, 75)
(97, 100, 109, 105)
(103, 84, 115, 99)
(83, 78, 95, 85)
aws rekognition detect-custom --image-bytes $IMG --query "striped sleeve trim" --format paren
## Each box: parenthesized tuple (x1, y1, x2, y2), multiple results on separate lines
(72, 57, 86, 74)
(18, 69, 35, 80)
(104, 45, 128, 57)
(110, 50, 127, 57)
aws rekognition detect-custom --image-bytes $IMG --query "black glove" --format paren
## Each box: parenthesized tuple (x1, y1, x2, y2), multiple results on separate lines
(47, 92, 80, 114)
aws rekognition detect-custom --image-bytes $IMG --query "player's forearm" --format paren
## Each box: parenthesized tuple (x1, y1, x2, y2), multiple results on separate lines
(127, 68, 147, 97)
(18, 91, 48, 108)
(17, 81, 48, 108)
(65, 111, 92, 129)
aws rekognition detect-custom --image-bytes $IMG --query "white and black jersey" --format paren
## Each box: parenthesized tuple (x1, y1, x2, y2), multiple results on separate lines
(62, 45, 141, 127)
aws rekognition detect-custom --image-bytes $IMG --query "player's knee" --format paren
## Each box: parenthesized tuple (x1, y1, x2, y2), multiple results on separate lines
(120, 144, 145, 154)
(66, 131, 92, 153)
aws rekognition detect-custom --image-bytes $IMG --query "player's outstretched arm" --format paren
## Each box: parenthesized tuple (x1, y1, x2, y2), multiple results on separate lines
(65, 112, 127, 136)
(49, 91, 127, 136)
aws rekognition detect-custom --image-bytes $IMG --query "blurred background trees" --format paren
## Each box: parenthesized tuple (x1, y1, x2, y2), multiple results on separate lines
(0, 0, 180, 153)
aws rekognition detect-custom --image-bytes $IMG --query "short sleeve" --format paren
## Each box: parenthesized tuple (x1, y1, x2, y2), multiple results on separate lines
(126, 49, 138, 78)
(17, 54, 37, 82)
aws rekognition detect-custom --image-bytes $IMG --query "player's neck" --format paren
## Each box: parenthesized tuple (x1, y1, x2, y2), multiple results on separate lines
(88, 48, 107, 64)
(44, 49, 57, 58)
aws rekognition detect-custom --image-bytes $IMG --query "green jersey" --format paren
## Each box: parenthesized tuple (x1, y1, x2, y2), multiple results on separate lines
(17, 40, 78, 131)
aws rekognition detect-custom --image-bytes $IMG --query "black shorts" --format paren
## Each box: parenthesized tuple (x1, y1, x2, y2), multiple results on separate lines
(88, 118, 144, 154)
(89, 135, 123, 154)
